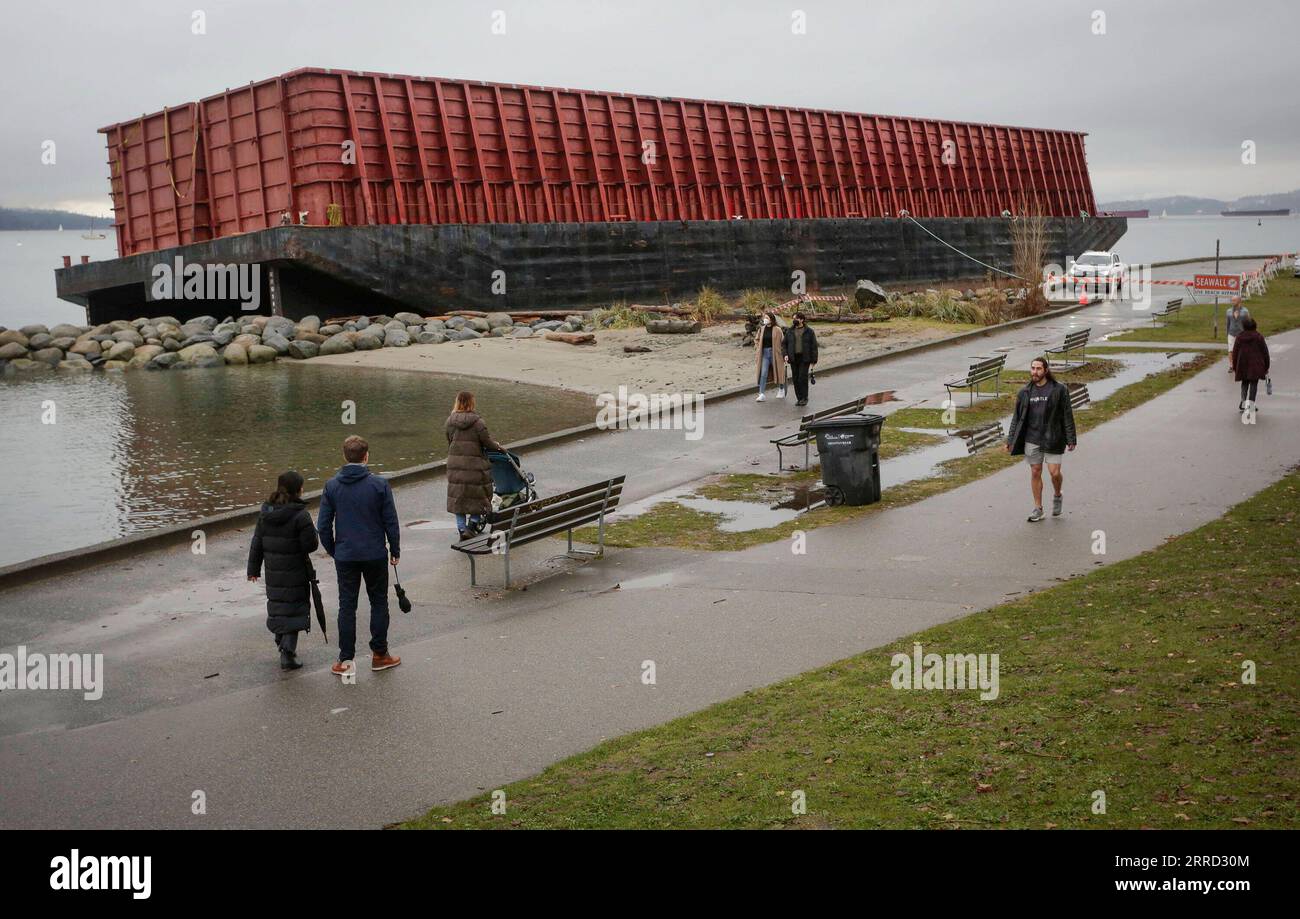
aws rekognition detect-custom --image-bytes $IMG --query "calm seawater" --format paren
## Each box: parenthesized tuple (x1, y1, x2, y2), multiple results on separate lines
(0, 364, 593, 568)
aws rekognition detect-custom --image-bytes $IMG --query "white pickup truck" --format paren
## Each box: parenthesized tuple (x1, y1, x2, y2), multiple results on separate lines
(1069, 251, 1127, 293)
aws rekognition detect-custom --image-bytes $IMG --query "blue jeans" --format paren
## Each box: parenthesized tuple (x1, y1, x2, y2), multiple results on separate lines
(335, 558, 389, 662)
(758, 347, 773, 393)
(455, 513, 483, 531)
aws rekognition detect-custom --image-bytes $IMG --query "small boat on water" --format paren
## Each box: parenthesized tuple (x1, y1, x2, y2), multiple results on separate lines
(81, 217, 105, 240)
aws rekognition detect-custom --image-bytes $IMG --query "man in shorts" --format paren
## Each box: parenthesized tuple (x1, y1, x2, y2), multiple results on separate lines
(1005, 357, 1077, 522)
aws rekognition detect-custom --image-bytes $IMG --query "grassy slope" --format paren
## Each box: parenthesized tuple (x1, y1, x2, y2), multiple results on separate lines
(577, 352, 1216, 552)
(404, 469, 1299, 829)
(1111, 275, 1300, 342)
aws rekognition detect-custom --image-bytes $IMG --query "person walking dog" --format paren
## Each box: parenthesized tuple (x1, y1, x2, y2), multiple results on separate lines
(754, 311, 786, 402)
(784, 311, 818, 407)
(317, 435, 402, 677)
(1005, 357, 1077, 522)
(446, 390, 504, 540)
(1231, 317, 1270, 412)
(247, 470, 319, 671)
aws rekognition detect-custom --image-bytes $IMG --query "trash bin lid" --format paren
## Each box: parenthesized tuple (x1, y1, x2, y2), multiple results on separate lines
(805, 412, 885, 430)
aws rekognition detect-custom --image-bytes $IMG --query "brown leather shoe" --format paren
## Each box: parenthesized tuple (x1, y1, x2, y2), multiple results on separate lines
(371, 652, 401, 671)
(331, 660, 354, 677)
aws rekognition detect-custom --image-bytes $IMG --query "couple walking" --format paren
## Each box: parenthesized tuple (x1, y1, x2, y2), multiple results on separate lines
(247, 434, 401, 676)
(246, 391, 502, 675)
(754, 311, 818, 406)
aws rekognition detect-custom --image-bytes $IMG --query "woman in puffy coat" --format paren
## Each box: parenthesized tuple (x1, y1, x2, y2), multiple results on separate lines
(1230, 316, 1270, 411)
(446, 390, 503, 541)
(247, 470, 319, 670)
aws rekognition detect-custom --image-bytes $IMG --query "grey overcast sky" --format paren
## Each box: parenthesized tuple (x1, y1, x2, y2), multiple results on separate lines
(3, 0, 1296, 215)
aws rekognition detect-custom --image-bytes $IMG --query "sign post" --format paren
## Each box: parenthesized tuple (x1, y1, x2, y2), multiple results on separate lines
(1213, 239, 1220, 339)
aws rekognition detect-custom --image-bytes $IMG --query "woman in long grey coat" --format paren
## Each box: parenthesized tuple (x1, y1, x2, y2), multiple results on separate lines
(446, 390, 503, 540)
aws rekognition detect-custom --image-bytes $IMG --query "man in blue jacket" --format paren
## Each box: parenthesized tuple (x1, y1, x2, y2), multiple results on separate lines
(317, 435, 402, 676)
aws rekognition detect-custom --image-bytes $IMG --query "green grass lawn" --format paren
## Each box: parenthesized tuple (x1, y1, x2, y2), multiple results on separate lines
(403, 467, 1299, 829)
(1110, 275, 1300, 342)
(575, 352, 1215, 552)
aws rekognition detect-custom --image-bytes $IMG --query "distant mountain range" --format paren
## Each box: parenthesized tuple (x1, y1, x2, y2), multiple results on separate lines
(0, 207, 111, 231)
(1099, 189, 1300, 216)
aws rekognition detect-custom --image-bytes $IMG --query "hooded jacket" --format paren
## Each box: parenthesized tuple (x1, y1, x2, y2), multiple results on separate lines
(317, 464, 400, 562)
(247, 499, 318, 634)
(1231, 330, 1270, 382)
(1006, 379, 1077, 456)
(446, 411, 503, 515)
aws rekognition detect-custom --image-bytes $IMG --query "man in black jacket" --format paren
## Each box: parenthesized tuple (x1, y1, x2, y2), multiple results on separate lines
(784, 312, 819, 406)
(1005, 357, 1077, 522)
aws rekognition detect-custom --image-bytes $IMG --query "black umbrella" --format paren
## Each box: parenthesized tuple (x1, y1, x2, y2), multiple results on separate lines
(393, 565, 412, 614)
(305, 557, 327, 640)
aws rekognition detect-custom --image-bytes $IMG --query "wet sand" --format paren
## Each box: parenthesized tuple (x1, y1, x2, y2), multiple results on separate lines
(304, 319, 974, 395)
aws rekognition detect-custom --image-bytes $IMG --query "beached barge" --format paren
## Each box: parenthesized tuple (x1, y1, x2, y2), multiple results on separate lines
(56, 67, 1124, 322)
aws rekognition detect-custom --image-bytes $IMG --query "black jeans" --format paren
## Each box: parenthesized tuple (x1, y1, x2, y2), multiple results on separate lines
(789, 358, 812, 401)
(335, 559, 390, 661)
(1240, 380, 1259, 403)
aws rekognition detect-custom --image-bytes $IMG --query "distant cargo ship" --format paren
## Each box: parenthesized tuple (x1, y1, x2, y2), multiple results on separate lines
(1221, 208, 1290, 217)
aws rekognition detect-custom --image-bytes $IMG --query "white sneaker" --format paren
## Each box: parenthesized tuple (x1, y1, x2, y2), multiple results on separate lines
(778, 386, 787, 398)
(756, 392, 766, 402)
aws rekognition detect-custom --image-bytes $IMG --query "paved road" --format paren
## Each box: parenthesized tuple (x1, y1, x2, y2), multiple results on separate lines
(1, 259, 1292, 828)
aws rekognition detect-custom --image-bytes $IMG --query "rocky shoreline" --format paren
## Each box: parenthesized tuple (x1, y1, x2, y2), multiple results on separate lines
(0, 310, 599, 376)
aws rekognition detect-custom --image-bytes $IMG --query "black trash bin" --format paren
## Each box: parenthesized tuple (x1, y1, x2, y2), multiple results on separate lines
(805, 413, 885, 506)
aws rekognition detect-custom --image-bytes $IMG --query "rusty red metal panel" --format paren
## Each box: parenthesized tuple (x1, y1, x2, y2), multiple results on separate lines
(99, 67, 1102, 256)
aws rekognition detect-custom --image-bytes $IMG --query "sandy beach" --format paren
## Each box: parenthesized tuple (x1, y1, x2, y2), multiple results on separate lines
(304, 318, 975, 396)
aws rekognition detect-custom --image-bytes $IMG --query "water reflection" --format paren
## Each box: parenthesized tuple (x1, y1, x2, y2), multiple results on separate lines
(1, 364, 594, 566)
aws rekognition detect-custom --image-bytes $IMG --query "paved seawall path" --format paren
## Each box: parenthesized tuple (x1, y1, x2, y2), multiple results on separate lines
(1, 260, 1296, 828)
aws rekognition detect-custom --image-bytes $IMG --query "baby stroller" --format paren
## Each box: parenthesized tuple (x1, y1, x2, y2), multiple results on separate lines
(486, 449, 537, 513)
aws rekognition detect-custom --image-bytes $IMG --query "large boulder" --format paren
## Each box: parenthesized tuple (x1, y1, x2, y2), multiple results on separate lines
(49, 323, 85, 338)
(105, 341, 136, 362)
(354, 316, 370, 330)
(10, 358, 52, 373)
(163, 337, 183, 352)
(102, 360, 129, 372)
(261, 331, 292, 355)
(0, 330, 30, 348)
(0, 342, 27, 360)
(294, 330, 327, 345)
(19, 324, 49, 337)
(111, 329, 145, 346)
(451, 328, 482, 341)
(57, 358, 94, 372)
(393, 311, 424, 326)
(149, 352, 180, 369)
(194, 354, 226, 369)
(445, 316, 467, 331)
(30, 347, 66, 366)
(180, 332, 217, 349)
(416, 331, 448, 345)
(383, 319, 406, 333)
(288, 340, 320, 360)
(128, 345, 165, 368)
(27, 332, 55, 350)
(247, 344, 278, 364)
(353, 332, 383, 351)
(319, 324, 344, 336)
(178, 342, 218, 363)
(509, 326, 534, 339)
(222, 343, 249, 365)
(383, 329, 411, 347)
(319, 333, 355, 356)
(69, 339, 101, 358)
(422, 319, 446, 332)
(485, 312, 513, 328)
(50, 336, 77, 351)
(298, 315, 322, 334)
(533, 320, 564, 332)
(468, 317, 491, 333)
(855, 279, 888, 307)
(233, 333, 261, 349)
(263, 315, 297, 339)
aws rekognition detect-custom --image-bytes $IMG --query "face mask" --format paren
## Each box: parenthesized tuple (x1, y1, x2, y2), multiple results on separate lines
(763, 318, 771, 326)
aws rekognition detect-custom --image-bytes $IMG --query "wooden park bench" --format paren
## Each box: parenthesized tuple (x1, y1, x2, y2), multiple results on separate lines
(771, 395, 868, 470)
(963, 421, 1005, 455)
(452, 475, 625, 587)
(1152, 298, 1182, 324)
(944, 353, 1008, 406)
(1045, 327, 1091, 370)
(1069, 383, 1091, 412)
